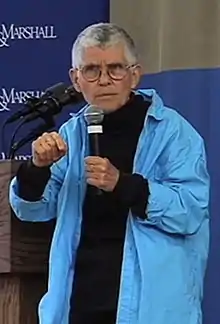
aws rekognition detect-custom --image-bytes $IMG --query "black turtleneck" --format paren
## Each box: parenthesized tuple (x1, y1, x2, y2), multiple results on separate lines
(15, 93, 151, 324)
(69, 94, 150, 324)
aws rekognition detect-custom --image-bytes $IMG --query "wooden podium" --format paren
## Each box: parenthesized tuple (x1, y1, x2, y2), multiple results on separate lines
(0, 160, 54, 324)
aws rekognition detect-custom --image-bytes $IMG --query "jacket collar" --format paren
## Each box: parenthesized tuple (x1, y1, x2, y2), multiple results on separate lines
(135, 89, 165, 121)
(73, 88, 165, 122)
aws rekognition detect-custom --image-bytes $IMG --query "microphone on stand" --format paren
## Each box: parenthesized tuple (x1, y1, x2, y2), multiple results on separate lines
(84, 105, 104, 195)
(5, 83, 84, 158)
(5, 83, 83, 124)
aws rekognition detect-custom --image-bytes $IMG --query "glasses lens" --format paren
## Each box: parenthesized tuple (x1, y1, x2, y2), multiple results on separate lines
(108, 63, 128, 80)
(81, 63, 131, 81)
(82, 65, 100, 81)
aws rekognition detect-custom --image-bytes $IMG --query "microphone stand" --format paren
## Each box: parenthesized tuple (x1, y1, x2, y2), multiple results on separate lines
(9, 114, 55, 159)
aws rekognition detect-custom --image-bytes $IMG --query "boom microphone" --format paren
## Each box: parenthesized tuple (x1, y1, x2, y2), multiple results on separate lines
(5, 83, 84, 124)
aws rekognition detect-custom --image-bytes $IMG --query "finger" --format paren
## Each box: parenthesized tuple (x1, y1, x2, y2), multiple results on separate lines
(84, 156, 105, 165)
(50, 132, 67, 152)
(34, 139, 62, 163)
(40, 136, 59, 159)
(42, 132, 67, 153)
(86, 171, 101, 180)
(34, 141, 53, 163)
(42, 132, 67, 158)
(85, 156, 109, 170)
(86, 177, 105, 189)
(85, 163, 107, 173)
(41, 133, 57, 147)
(38, 135, 58, 161)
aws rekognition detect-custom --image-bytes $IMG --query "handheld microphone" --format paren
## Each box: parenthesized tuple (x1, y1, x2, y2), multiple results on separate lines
(84, 105, 104, 194)
(84, 105, 104, 155)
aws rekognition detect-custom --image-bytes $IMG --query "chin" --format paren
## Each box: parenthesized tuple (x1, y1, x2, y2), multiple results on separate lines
(102, 105, 121, 113)
(94, 98, 123, 113)
(99, 105, 122, 114)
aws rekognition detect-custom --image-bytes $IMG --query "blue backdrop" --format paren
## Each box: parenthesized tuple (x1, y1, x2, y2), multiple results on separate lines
(0, 0, 109, 158)
(0, 1, 218, 323)
(140, 69, 220, 324)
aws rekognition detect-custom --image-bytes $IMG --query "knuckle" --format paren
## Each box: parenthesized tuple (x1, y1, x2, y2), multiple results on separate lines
(100, 179, 106, 188)
(34, 144, 42, 154)
(35, 137, 42, 144)
(100, 174, 105, 184)
(51, 132, 59, 139)
(103, 161, 109, 169)
(32, 140, 37, 148)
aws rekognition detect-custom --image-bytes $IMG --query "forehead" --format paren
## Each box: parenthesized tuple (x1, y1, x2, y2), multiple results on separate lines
(82, 44, 127, 64)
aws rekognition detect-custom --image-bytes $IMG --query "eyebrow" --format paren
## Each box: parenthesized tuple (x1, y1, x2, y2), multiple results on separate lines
(84, 61, 126, 66)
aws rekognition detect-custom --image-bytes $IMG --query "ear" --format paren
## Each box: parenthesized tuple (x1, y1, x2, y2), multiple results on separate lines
(130, 64, 142, 89)
(69, 68, 81, 92)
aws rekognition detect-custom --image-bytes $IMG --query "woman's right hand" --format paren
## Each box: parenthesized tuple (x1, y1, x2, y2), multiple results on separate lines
(32, 132, 67, 167)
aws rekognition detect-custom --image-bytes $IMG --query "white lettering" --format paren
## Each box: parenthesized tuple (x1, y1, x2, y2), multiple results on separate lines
(0, 88, 44, 111)
(0, 24, 57, 48)
(16, 26, 32, 39)
(14, 154, 31, 160)
(0, 152, 6, 160)
(0, 152, 31, 160)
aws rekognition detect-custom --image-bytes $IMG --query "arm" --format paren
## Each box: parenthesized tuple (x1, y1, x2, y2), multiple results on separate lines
(109, 123, 209, 235)
(16, 160, 51, 201)
(113, 172, 149, 219)
(84, 122, 209, 236)
(115, 138, 209, 236)
(9, 126, 68, 222)
(140, 136, 209, 235)
(85, 156, 150, 218)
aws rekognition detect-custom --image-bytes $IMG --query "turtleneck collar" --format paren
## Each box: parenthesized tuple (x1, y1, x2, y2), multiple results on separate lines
(102, 92, 150, 133)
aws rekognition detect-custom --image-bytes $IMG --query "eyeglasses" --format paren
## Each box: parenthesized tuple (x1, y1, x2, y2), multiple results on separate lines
(77, 63, 137, 82)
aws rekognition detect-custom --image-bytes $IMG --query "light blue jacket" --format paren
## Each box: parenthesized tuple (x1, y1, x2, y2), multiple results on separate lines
(9, 89, 210, 324)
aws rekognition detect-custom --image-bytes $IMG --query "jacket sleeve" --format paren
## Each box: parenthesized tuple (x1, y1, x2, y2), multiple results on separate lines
(9, 125, 68, 222)
(138, 128, 210, 236)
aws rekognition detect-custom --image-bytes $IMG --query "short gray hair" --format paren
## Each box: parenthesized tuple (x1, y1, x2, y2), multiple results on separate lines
(71, 23, 138, 68)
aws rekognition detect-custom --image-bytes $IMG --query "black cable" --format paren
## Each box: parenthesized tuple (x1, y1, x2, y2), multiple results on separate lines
(0, 121, 7, 158)
(8, 120, 27, 159)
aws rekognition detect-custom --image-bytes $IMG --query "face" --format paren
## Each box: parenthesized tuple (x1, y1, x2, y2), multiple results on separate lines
(69, 44, 142, 112)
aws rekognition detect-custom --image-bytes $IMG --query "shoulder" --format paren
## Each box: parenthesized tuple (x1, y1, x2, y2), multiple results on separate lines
(137, 89, 206, 158)
(58, 106, 87, 140)
(161, 107, 204, 150)
(138, 88, 205, 150)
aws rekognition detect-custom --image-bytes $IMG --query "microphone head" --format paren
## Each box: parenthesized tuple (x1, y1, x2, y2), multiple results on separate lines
(44, 82, 65, 95)
(84, 105, 104, 125)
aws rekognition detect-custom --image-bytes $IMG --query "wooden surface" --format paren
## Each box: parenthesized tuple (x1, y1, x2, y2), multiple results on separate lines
(0, 159, 55, 273)
(0, 160, 54, 323)
(0, 160, 14, 272)
(0, 273, 47, 324)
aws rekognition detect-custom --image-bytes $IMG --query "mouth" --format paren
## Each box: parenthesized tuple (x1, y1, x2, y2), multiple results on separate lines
(96, 93, 117, 98)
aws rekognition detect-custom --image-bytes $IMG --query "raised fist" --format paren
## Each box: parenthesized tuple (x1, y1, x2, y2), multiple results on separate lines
(32, 132, 67, 167)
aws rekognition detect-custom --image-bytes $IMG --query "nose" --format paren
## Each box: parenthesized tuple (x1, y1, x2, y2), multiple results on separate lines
(98, 68, 112, 86)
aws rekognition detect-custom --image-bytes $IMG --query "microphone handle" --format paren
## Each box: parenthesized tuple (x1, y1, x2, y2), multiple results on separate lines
(88, 126, 103, 195)
(89, 132, 100, 156)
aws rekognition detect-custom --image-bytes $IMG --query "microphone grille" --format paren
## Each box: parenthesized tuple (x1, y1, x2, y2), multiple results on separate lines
(84, 105, 104, 125)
